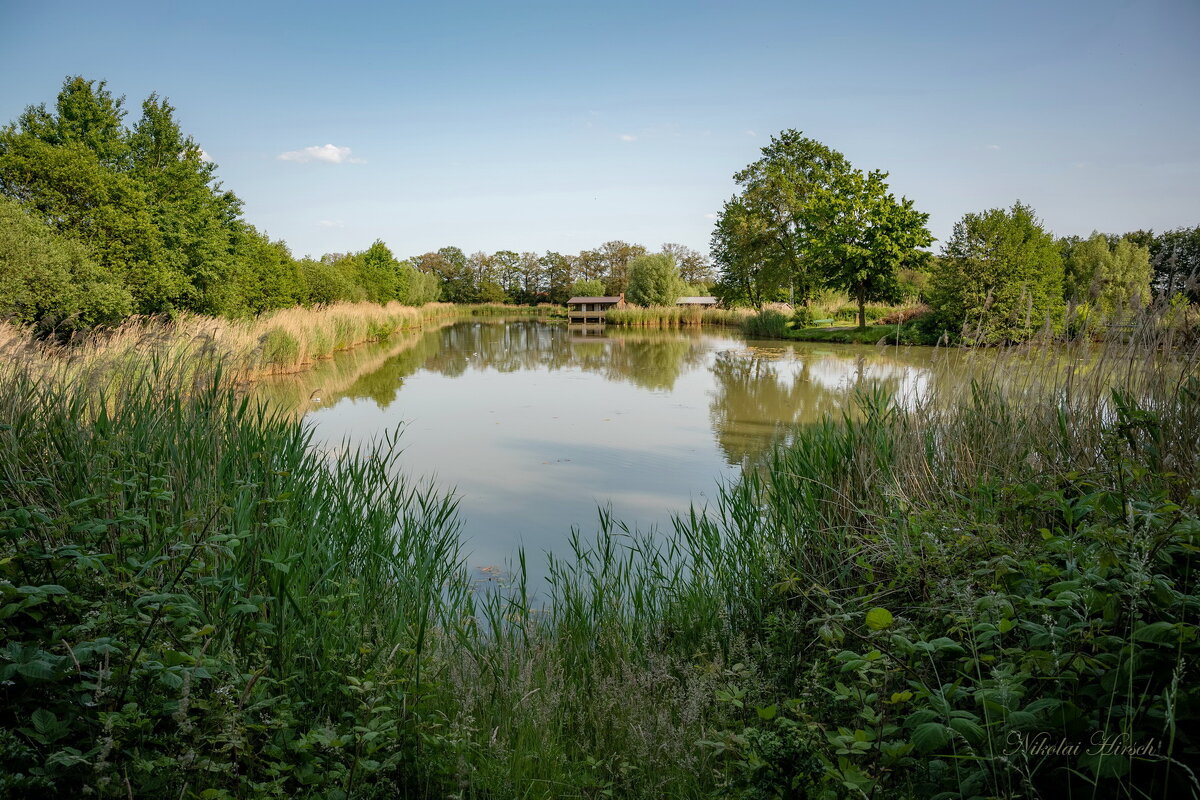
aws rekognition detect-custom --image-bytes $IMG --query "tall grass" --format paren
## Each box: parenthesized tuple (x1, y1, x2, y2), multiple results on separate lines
(2, 311, 1197, 797)
(0, 358, 472, 796)
(0, 301, 552, 388)
(605, 305, 752, 327)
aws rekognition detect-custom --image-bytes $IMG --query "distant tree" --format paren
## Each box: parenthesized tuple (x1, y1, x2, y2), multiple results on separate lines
(574, 249, 605, 282)
(569, 278, 606, 297)
(415, 247, 474, 302)
(626, 253, 685, 306)
(931, 202, 1064, 342)
(807, 168, 932, 329)
(519, 252, 544, 302)
(1063, 233, 1152, 314)
(299, 257, 357, 304)
(477, 279, 507, 303)
(233, 226, 305, 313)
(662, 242, 715, 285)
(491, 250, 522, 299)
(541, 251, 574, 303)
(596, 240, 647, 295)
(1148, 226, 1200, 301)
(354, 240, 401, 303)
(396, 261, 440, 305)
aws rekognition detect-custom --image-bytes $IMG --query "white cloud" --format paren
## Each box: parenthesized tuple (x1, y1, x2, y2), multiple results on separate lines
(745, 129, 757, 137)
(278, 144, 364, 164)
(198, 148, 212, 162)
(985, 144, 1001, 151)
(619, 134, 637, 142)
(704, 213, 718, 220)
(317, 219, 344, 228)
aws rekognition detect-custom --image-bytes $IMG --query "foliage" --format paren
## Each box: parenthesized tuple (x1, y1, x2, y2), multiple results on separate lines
(930, 202, 1065, 343)
(713, 130, 853, 308)
(1062, 233, 1153, 315)
(1145, 225, 1200, 301)
(568, 278, 606, 297)
(0, 362, 468, 798)
(0, 78, 451, 329)
(807, 168, 933, 329)
(2, 317, 1198, 798)
(625, 253, 686, 306)
(0, 197, 132, 332)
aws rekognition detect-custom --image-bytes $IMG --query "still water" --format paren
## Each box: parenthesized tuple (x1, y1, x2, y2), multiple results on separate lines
(258, 318, 962, 572)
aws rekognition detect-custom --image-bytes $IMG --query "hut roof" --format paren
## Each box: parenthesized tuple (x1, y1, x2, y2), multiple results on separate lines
(567, 296, 623, 304)
(675, 296, 719, 305)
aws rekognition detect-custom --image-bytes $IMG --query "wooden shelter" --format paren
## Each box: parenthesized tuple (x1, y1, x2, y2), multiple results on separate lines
(567, 294, 626, 322)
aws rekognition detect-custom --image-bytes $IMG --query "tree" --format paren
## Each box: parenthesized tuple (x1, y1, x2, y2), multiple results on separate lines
(662, 242, 715, 285)
(396, 261, 440, 305)
(355, 240, 401, 303)
(129, 94, 243, 315)
(1063, 233, 1152, 315)
(930, 202, 1064, 342)
(713, 130, 853, 307)
(519, 251, 544, 302)
(0, 196, 131, 331)
(414, 247, 473, 302)
(595, 240, 646, 295)
(299, 257, 358, 304)
(626, 253, 685, 306)
(807, 168, 932, 329)
(1147, 226, 1200, 301)
(710, 196, 779, 307)
(491, 250, 522, 299)
(541, 251, 574, 303)
(568, 278, 605, 297)
(233, 226, 305, 313)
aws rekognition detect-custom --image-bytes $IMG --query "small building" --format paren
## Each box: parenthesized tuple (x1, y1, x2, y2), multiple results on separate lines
(567, 294, 625, 323)
(675, 296, 719, 307)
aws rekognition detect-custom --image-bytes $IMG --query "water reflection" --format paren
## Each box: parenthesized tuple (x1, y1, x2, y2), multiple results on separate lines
(255, 319, 954, 575)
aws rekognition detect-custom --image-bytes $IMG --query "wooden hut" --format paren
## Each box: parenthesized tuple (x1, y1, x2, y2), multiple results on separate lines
(566, 293, 626, 323)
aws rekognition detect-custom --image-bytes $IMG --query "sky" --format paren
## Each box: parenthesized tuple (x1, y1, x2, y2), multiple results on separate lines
(1, 0, 1197, 260)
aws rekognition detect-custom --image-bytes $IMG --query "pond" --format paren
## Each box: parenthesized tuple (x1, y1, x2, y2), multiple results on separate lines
(257, 318, 975, 576)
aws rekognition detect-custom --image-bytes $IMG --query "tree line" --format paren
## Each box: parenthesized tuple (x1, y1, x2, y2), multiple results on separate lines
(2, 79, 1195, 340)
(0, 76, 715, 333)
(711, 129, 1199, 340)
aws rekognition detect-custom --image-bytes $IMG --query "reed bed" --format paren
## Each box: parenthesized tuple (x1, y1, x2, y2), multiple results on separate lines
(1, 311, 1197, 798)
(605, 305, 753, 328)
(0, 301, 553, 390)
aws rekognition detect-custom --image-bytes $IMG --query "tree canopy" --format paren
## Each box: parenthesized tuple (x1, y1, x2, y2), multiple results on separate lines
(807, 168, 932, 328)
(712, 129, 931, 322)
(625, 253, 686, 306)
(930, 202, 1064, 342)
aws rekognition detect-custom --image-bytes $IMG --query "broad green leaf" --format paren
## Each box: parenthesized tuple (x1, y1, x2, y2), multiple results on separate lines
(865, 607, 894, 631)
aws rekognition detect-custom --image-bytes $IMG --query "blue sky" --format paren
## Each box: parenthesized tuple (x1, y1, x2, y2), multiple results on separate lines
(2, 0, 1197, 260)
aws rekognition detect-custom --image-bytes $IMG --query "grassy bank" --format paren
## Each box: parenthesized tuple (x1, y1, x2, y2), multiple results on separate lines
(0, 301, 549, 384)
(1, 326, 1197, 797)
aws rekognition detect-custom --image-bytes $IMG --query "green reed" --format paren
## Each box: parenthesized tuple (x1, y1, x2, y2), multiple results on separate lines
(2, 311, 1197, 798)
